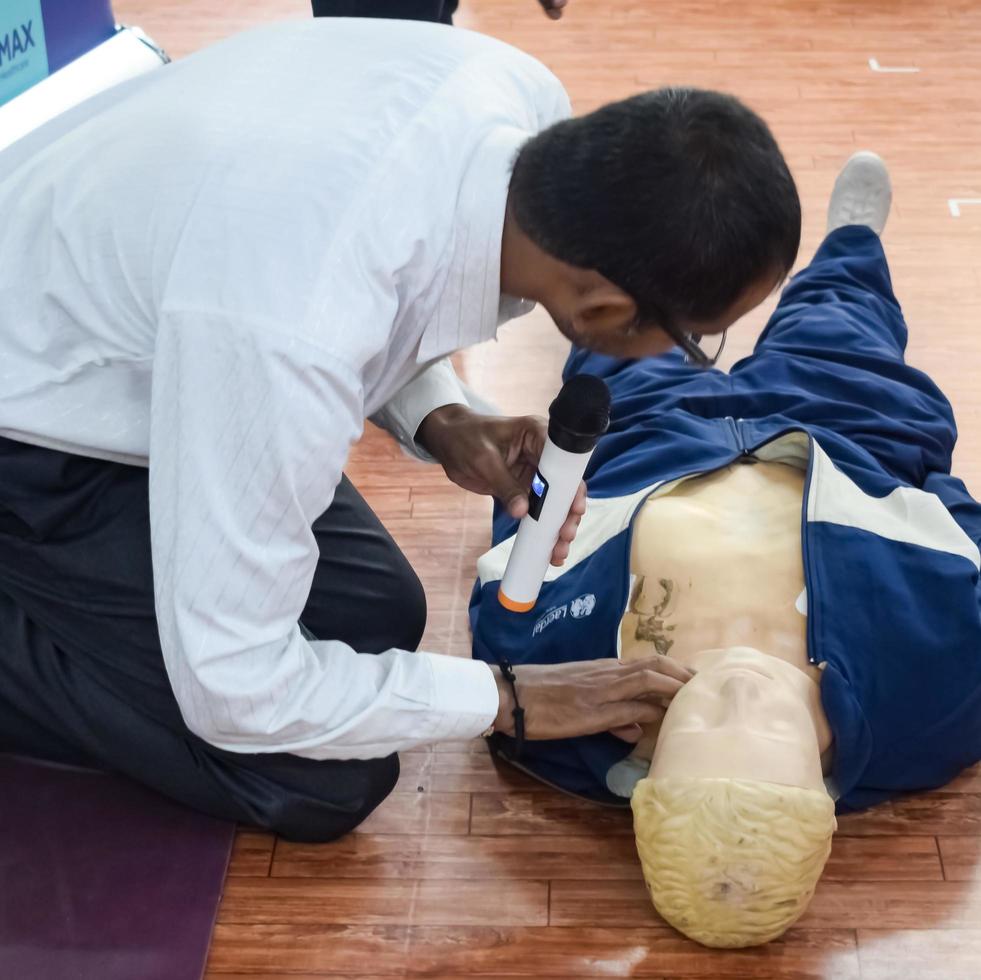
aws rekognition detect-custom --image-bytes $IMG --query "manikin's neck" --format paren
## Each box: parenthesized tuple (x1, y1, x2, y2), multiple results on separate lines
(649, 647, 832, 791)
(687, 647, 833, 761)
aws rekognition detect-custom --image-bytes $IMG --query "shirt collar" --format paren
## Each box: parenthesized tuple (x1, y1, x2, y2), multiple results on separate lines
(417, 124, 535, 364)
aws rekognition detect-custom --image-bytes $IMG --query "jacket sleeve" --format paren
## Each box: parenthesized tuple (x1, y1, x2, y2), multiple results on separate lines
(923, 471, 981, 550)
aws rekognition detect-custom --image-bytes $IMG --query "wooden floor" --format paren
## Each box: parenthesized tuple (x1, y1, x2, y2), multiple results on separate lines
(115, 1, 981, 977)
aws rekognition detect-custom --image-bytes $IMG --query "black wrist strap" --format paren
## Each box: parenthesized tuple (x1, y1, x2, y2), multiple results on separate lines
(497, 658, 525, 758)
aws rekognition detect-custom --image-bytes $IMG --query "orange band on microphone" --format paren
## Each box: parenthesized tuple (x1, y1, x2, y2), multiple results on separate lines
(497, 589, 536, 613)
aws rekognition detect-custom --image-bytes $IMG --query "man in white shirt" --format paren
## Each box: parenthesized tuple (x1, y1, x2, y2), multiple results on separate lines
(0, 19, 800, 840)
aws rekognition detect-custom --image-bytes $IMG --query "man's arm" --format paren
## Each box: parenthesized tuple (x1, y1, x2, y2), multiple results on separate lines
(376, 365, 588, 564)
(149, 309, 501, 759)
(149, 310, 690, 758)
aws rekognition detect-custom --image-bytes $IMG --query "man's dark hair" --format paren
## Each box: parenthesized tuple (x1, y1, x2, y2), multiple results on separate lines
(509, 88, 801, 329)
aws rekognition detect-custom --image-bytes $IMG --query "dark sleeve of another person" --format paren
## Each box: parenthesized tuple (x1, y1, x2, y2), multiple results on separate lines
(312, 0, 458, 24)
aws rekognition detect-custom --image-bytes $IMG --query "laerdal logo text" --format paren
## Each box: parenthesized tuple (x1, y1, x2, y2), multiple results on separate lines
(532, 594, 596, 636)
(532, 605, 566, 637)
(0, 21, 37, 69)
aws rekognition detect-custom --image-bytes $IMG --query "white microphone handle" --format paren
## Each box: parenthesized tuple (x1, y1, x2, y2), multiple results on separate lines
(499, 438, 593, 610)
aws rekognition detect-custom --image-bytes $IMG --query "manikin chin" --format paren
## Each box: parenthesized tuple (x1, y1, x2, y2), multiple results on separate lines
(630, 645, 836, 948)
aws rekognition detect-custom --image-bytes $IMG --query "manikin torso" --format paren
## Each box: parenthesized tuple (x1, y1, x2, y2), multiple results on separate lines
(619, 460, 832, 779)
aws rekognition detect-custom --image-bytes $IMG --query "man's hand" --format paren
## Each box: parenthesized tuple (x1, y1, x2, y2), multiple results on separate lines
(491, 656, 695, 742)
(418, 404, 586, 566)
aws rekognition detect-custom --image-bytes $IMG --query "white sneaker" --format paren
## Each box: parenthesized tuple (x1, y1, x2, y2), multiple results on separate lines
(826, 151, 892, 236)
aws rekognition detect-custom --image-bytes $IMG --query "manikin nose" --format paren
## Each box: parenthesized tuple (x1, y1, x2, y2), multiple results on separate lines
(719, 674, 762, 723)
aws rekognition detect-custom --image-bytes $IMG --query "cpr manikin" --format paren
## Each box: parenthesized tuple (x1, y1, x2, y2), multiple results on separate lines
(471, 173, 981, 945)
(620, 460, 837, 947)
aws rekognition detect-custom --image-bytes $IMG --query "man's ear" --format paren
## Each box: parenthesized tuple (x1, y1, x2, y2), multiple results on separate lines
(571, 278, 639, 340)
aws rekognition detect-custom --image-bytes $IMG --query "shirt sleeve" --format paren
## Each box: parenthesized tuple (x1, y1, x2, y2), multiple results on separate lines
(369, 358, 470, 462)
(149, 308, 499, 759)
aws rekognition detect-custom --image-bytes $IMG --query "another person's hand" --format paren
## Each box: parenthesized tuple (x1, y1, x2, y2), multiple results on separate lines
(490, 656, 695, 742)
(537, 0, 568, 19)
(418, 404, 586, 566)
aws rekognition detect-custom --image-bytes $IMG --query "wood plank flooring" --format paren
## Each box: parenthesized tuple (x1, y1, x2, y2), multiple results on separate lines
(114, 0, 981, 976)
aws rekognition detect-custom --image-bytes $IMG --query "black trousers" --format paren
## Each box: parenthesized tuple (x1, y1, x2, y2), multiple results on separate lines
(312, 0, 459, 25)
(0, 436, 427, 842)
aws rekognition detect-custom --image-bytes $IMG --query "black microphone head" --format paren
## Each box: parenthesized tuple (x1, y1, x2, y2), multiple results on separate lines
(547, 374, 611, 452)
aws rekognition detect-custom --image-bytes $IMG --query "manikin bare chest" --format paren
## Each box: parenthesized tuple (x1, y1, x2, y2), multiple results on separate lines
(619, 460, 815, 679)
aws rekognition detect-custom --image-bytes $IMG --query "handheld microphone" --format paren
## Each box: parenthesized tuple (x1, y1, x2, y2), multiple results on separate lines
(498, 374, 611, 613)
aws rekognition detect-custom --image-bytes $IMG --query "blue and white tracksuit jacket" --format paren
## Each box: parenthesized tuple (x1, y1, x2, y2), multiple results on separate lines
(469, 227, 981, 813)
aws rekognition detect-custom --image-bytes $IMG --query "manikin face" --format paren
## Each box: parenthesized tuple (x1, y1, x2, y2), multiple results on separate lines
(650, 647, 831, 793)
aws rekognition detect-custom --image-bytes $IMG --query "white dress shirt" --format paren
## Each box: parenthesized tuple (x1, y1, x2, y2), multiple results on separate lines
(0, 19, 571, 758)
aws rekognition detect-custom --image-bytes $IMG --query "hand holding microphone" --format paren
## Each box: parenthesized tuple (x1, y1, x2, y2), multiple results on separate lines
(417, 376, 610, 609)
(417, 374, 610, 601)
(417, 403, 589, 566)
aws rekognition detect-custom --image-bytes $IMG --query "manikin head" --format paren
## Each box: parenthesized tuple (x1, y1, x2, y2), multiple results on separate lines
(631, 647, 837, 948)
(501, 88, 801, 361)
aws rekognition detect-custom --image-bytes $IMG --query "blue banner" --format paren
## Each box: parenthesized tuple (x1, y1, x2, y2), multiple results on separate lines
(0, 0, 48, 107)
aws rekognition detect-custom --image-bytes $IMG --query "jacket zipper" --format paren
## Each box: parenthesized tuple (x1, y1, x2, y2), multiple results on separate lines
(799, 434, 818, 665)
(725, 416, 743, 453)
